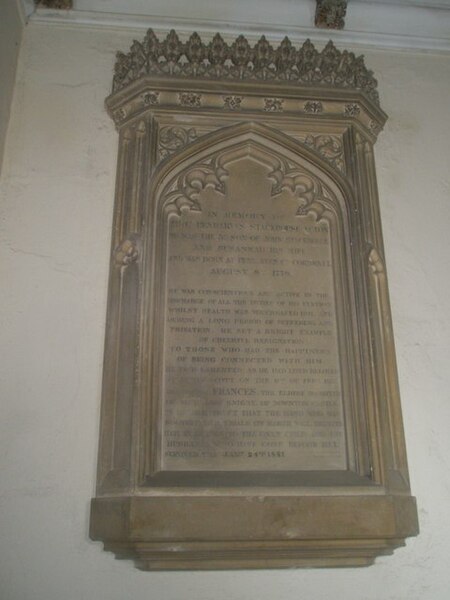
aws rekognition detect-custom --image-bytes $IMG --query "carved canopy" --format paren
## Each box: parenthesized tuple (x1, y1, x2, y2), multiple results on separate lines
(112, 30, 379, 104)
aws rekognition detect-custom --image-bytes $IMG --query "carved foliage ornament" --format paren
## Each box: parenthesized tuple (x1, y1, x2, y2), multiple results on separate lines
(301, 134, 344, 172)
(113, 29, 379, 105)
(223, 95, 242, 110)
(115, 237, 139, 266)
(315, 0, 348, 30)
(158, 126, 198, 159)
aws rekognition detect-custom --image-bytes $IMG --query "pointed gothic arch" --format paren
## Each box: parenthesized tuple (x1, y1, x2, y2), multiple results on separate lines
(138, 122, 369, 487)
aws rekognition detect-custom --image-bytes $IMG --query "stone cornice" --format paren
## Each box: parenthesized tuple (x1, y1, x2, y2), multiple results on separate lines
(27, 2, 450, 53)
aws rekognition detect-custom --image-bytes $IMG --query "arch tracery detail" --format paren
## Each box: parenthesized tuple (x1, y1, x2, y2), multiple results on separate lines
(155, 124, 348, 224)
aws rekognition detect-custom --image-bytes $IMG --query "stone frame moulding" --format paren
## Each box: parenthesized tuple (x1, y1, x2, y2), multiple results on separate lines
(90, 29, 419, 570)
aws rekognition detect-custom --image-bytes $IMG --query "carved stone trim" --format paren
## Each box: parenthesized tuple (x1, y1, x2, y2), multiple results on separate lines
(264, 97, 284, 112)
(269, 159, 328, 220)
(299, 134, 345, 173)
(178, 92, 202, 107)
(162, 155, 228, 215)
(162, 142, 333, 221)
(112, 29, 379, 105)
(113, 107, 128, 126)
(304, 101, 323, 114)
(223, 95, 243, 110)
(115, 237, 139, 266)
(368, 247, 385, 276)
(158, 126, 198, 160)
(315, 0, 348, 30)
(141, 91, 160, 106)
(369, 120, 382, 136)
(344, 103, 360, 117)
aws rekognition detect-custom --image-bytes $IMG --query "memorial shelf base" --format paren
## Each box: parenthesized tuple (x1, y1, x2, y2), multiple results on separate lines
(90, 495, 418, 569)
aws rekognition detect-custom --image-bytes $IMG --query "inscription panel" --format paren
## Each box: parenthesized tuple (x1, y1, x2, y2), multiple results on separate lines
(159, 155, 347, 472)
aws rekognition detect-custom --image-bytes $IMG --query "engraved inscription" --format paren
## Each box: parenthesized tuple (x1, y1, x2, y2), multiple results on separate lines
(160, 155, 346, 471)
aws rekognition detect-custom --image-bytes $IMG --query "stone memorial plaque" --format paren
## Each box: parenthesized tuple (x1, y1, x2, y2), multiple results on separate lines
(90, 30, 419, 569)
(162, 157, 345, 472)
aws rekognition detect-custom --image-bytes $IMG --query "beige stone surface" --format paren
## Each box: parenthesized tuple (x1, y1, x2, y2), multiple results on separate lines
(89, 30, 418, 569)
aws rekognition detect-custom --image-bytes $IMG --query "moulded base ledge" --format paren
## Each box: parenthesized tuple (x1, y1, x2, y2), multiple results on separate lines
(102, 539, 403, 570)
(90, 494, 418, 570)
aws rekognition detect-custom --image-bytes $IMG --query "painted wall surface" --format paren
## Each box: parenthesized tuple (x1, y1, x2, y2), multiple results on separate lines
(1, 22, 450, 600)
(0, 0, 24, 173)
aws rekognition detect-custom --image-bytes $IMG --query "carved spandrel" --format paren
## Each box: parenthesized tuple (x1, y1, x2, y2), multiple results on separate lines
(155, 124, 345, 174)
(296, 134, 345, 173)
(158, 126, 198, 160)
(163, 154, 228, 215)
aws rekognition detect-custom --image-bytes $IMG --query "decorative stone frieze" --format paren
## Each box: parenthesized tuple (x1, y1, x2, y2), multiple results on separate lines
(112, 30, 379, 105)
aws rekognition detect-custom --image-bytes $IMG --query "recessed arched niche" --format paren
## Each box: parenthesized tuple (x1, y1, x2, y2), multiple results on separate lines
(90, 30, 418, 569)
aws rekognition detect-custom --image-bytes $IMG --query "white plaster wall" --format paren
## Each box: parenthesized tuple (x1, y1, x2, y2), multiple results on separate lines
(0, 22, 449, 600)
(0, 0, 24, 173)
